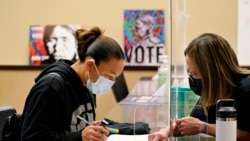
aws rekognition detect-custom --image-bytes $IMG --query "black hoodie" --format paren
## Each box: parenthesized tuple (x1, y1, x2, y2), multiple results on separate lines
(21, 59, 96, 141)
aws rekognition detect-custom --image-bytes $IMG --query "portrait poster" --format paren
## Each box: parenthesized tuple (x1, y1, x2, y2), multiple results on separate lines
(29, 24, 83, 66)
(124, 9, 165, 67)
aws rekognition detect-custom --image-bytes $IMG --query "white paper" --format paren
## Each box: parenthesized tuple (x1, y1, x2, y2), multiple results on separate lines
(107, 134, 148, 141)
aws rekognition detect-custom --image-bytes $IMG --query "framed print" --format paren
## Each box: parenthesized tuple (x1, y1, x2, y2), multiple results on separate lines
(29, 24, 83, 66)
(124, 9, 165, 68)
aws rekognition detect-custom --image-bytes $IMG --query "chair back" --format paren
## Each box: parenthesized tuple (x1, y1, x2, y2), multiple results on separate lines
(0, 106, 16, 141)
(111, 72, 129, 102)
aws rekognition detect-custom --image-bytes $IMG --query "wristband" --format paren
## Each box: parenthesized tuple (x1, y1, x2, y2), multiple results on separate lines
(202, 122, 208, 133)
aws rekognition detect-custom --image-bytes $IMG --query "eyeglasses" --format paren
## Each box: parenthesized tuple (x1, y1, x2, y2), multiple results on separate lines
(187, 69, 199, 80)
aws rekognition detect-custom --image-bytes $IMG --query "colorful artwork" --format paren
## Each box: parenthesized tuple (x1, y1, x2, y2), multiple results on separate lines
(124, 9, 165, 67)
(29, 24, 83, 66)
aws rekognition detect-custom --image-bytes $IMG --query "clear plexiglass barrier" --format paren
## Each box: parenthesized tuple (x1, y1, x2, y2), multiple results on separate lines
(107, 0, 216, 140)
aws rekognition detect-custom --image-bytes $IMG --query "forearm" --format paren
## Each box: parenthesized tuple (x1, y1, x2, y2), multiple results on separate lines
(21, 129, 82, 141)
(21, 114, 82, 141)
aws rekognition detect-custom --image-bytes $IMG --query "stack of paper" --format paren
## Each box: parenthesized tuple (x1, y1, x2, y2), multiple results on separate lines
(107, 134, 148, 141)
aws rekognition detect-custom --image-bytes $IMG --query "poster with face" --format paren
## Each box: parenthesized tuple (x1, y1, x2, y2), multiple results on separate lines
(124, 9, 165, 67)
(29, 24, 83, 66)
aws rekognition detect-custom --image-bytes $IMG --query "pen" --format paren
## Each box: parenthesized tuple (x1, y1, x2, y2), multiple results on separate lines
(77, 115, 91, 125)
(76, 115, 119, 134)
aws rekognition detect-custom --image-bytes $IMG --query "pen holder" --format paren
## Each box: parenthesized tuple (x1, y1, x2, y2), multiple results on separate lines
(104, 127, 119, 134)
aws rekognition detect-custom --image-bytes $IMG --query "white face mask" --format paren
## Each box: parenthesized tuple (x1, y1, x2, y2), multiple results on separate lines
(86, 63, 115, 94)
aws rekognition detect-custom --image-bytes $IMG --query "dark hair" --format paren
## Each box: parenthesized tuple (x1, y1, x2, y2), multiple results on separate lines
(184, 33, 250, 107)
(76, 26, 124, 65)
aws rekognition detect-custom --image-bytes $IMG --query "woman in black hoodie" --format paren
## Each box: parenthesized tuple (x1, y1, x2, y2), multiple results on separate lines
(21, 26, 125, 141)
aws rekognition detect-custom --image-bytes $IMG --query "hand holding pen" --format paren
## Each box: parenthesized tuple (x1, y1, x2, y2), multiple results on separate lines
(77, 115, 109, 141)
(77, 115, 119, 134)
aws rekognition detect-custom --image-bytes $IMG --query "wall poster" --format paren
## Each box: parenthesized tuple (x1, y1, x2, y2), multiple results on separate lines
(124, 9, 165, 68)
(29, 24, 83, 66)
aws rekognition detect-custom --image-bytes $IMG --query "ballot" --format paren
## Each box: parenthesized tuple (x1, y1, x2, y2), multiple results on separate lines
(107, 134, 148, 141)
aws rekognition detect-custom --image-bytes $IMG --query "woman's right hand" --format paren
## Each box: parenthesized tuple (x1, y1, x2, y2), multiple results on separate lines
(81, 125, 109, 141)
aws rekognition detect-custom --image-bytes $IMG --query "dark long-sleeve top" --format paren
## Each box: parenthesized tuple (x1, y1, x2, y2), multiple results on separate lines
(190, 76, 250, 132)
(21, 59, 96, 141)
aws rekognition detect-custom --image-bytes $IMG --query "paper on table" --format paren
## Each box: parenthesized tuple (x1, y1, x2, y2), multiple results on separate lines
(107, 134, 148, 141)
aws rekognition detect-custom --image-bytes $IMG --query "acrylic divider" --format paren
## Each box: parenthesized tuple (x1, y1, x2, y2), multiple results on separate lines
(129, 82, 170, 133)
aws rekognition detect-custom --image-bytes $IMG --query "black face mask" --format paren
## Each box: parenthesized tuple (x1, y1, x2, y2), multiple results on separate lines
(188, 77, 202, 96)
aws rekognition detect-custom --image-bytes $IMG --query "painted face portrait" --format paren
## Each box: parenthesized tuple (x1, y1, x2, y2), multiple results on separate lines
(134, 20, 150, 38)
(134, 13, 153, 39)
(46, 25, 77, 61)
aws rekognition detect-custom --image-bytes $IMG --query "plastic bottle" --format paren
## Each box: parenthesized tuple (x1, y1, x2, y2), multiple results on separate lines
(157, 55, 169, 89)
(216, 99, 237, 141)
